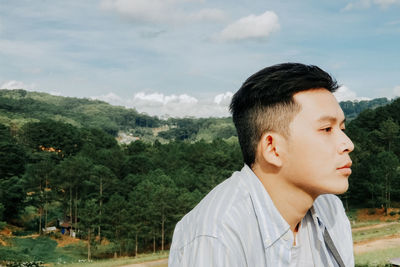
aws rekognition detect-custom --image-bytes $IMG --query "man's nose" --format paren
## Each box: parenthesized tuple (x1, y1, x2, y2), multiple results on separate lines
(339, 131, 354, 154)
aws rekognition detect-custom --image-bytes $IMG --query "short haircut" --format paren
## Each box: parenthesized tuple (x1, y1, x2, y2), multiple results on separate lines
(230, 63, 339, 167)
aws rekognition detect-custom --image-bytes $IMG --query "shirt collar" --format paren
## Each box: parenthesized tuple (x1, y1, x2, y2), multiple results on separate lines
(241, 164, 290, 248)
(241, 164, 326, 248)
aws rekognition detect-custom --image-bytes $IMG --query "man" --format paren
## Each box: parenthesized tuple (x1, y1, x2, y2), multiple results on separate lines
(169, 63, 354, 266)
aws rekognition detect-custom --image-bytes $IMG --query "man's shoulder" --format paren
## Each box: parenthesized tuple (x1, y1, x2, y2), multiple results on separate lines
(313, 194, 348, 227)
(314, 194, 343, 211)
(172, 169, 251, 249)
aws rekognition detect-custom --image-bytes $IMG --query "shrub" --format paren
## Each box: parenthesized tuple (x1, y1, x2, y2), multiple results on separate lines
(13, 230, 35, 237)
(47, 231, 62, 239)
(5, 261, 44, 267)
(389, 211, 397, 216)
(367, 208, 376, 215)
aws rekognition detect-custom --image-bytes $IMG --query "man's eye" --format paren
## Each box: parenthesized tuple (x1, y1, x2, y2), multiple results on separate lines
(323, 127, 332, 132)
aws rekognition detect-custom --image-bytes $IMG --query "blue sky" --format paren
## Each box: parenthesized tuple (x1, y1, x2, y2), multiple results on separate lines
(0, 0, 399, 117)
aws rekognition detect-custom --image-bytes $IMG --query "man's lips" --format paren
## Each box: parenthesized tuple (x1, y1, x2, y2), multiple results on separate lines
(337, 162, 352, 175)
(337, 162, 352, 169)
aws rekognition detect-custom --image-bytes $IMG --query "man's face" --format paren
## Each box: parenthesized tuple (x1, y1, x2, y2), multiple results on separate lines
(281, 88, 354, 198)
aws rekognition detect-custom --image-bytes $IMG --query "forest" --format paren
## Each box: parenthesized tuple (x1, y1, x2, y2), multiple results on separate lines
(0, 89, 399, 262)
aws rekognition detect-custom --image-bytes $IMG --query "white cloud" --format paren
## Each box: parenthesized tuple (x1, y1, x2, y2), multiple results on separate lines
(373, 0, 400, 8)
(100, 0, 226, 24)
(188, 8, 226, 22)
(49, 91, 62, 96)
(132, 92, 198, 105)
(0, 80, 36, 91)
(217, 11, 280, 42)
(342, 0, 371, 11)
(90, 92, 126, 106)
(342, 0, 400, 10)
(92, 91, 232, 118)
(214, 91, 233, 105)
(334, 86, 370, 102)
(393, 85, 400, 97)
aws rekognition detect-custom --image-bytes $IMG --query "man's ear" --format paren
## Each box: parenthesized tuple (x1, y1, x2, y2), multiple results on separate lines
(258, 132, 284, 168)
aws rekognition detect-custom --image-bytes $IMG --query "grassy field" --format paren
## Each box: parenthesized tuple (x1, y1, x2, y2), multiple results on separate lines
(57, 252, 168, 267)
(355, 247, 400, 267)
(352, 209, 400, 267)
(0, 233, 168, 266)
(352, 223, 400, 242)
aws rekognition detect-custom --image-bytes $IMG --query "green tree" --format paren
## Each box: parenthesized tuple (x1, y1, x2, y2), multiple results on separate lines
(24, 154, 57, 234)
(378, 117, 400, 152)
(103, 194, 130, 257)
(79, 199, 99, 261)
(21, 120, 82, 156)
(53, 155, 93, 236)
(370, 151, 400, 214)
(87, 165, 117, 239)
(0, 176, 25, 222)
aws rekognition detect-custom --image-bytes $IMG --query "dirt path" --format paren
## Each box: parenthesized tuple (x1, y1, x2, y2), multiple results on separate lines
(354, 235, 400, 254)
(119, 258, 168, 267)
(352, 222, 400, 232)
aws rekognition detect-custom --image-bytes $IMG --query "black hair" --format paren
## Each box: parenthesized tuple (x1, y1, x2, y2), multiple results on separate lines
(230, 63, 339, 166)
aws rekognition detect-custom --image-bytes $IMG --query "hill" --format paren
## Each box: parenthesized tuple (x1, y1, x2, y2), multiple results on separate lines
(0, 89, 393, 143)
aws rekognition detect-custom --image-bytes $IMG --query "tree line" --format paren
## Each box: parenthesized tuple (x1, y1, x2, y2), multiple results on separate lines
(0, 120, 242, 259)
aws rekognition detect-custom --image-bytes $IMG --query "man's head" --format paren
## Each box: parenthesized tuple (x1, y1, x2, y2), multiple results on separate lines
(230, 63, 354, 196)
(230, 63, 339, 167)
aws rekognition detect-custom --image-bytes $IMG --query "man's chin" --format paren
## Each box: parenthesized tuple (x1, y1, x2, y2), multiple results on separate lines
(330, 181, 349, 195)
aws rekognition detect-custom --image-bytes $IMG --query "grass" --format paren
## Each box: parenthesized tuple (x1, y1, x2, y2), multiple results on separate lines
(351, 220, 382, 229)
(355, 246, 400, 267)
(352, 223, 400, 243)
(0, 236, 85, 263)
(0, 235, 168, 267)
(54, 251, 169, 267)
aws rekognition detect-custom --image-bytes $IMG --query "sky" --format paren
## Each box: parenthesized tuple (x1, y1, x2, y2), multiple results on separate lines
(0, 0, 399, 118)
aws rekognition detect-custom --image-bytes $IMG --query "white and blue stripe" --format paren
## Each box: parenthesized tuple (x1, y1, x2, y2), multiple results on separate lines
(169, 165, 354, 267)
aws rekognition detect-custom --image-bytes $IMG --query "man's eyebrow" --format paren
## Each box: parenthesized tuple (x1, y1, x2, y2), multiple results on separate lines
(317, 115, 346, 124)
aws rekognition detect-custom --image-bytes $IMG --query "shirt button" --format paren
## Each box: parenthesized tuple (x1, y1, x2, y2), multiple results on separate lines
(282, 231, 291, 241)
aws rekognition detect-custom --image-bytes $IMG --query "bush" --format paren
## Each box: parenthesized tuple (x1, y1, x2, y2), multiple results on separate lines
(389, 211, 397, 216)
(5, 261, 44, 267)
(0, 236, 58, 262)
(13, 230, 35, 237)
(367, 208, 376, 215)
(46, 231, 62, 239)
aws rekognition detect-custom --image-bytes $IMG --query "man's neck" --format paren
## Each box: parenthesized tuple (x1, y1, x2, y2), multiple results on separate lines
(252, 164, 315, 233)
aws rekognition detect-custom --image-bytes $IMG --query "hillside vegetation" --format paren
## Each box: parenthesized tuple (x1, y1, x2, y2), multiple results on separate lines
(0, 89, 391, 143)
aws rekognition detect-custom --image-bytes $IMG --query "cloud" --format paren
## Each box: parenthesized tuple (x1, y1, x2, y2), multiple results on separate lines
(92, 91, 233, 118)
(0, 80, 36, 91)
(334, 86, 370, 102)
(216, 11, 280, 42)
(90, 92, 126, 106)
(387, 19, 400, 25)
(342, 0, 371, 11)
(49, 91, 62, 96)
(139, 29, 167, 39)
(100, 0, 226, 24)
(373, 0, 400, 8)
(214, 91, 233, 105)
(342, 0, 400, 10)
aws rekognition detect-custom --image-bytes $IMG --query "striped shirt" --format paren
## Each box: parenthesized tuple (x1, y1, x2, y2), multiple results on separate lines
(169, 165, 354, 267)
